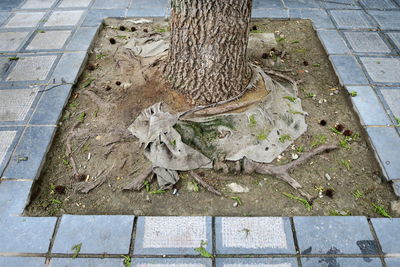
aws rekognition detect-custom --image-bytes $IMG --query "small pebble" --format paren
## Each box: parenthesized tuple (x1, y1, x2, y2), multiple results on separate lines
(325, 173, 331, 181)
(172, 188, 178, 195)
(233, 202, 238, 207)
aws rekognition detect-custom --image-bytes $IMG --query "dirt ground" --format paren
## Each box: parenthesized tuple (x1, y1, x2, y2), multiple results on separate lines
(26, 19, 396, 217)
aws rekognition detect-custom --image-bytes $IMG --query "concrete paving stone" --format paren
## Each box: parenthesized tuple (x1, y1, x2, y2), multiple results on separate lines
(283, 0, 321, 8)
(21, 0, 56, 9)
(0, 12, 11, 24)
(0, 86, 40, 121)
(289, 9, 334, 29)
(360, 57, 400, 84)
(0, 257, 45, 267)
(26, 30, 71, 50)
(134, 216, 212, 255)
(294, 216, 377, 255)
(380, 87, 400, 118)
(92, 0, 130, 9)
(30, 84, 72, 125)
(395, 0, 400, 6)
(366, 127, 400, 180)
(387, 32, 400, 50)
(2, 126, 55, 179)
(0, 0, 24, 11)
(386, 258, 400, 267)
(344, 32, 391, 53)
(130, 0, 168, 8)
(371, 218, 400, 254)
(215, 217, 295, 254)
(51, 52, 87, 83)
(44, 10, 84, 27)
(6, 55, 57, 81)
(66, 27, 98, 51)
(0, 57, 11, 80)
(0, 130, 16, 170)
(127, 7, 168, 17)
(82, 9, 125, 26)
(322, 0, 360, 9)
(0, 180, 32, 216)
(58, 0, 93, 8)
(345, 86, 391, 125)
(0, 216, 57, 253)
(329, 55, 369, 85)
(0, 31, 30, 52)
(361, 0, 398, 10)
(317, 30, 350, 54)
(251, 8, 289, 19)
(52, 215, 134, 254)
(216, 258, 298, 267)
(3, 11, 45, 28)
(253, 0, 285, 9)
(134, 258, 212, 267)
(369, 11, 400, 30)
(49, 258, 125, 267)
(330, 10, 376, 29)
(302, 257, 383, 266)
(393, 181, 400, 197)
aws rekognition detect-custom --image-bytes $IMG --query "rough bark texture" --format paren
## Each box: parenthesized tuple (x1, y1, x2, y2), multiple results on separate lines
(166, 0, 252, 104)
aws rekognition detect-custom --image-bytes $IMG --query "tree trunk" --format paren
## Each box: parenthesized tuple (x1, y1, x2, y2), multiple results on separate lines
(166, 0, 252, 105)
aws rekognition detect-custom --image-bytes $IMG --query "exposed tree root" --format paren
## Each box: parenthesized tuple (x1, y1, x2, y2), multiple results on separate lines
(243, 145, 339, 202)
(189, 171, 222, 196)
(65, 121, 82, 178)
(123, 167, 153, 191)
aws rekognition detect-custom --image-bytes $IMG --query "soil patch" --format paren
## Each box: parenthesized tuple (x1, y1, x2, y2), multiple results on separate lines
(26, 18, 396, 217)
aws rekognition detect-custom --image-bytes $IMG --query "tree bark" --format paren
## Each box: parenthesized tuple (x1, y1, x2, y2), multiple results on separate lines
(166, 0, 252, 105)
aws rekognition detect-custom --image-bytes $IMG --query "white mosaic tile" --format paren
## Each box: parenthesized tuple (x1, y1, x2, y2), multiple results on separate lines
(142, 217, 207, 248)
(44, 10, 84, 27)
(0, 32, 30, 51)
(0, 131, 16, 166)
(221, 217, 288, 249)
(26, 30, 71, 50)
(4, 12, 46, 28)
(58, 0, 92, 8)
(21, 0, 56, 9)
(0, 87, 39, 121)
(6, 55, 57, 81)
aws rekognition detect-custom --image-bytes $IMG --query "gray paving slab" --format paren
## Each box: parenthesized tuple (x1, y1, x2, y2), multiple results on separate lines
(26, 30, 71, 50)
(50, 51, 87, 84)
(0, 31, 30, 52)
(21, 0, 57, 9)
(322, 0, 360, 9)
(289, 9, 334, 29)
(0, 86, 40, 121)
(366, 127, 400, 180)
(344, 32, 391, 53)
(0, 127, 21, 174)
(0, 257, 45, 267)
(215, 217, 295, 254)
(251, 8, 289, 19)
(380, 87, 400, 119)
(387, 32, 400, 50)
(58, 0, 93, 8)
(0, 216, 57, 253)
(44, 10, 84, 27)
(3, 11, 46, 28)
(216, 258, 298, 267)
(49, 258, 124, 267)
(386, 258, 400, 267)
(82, 9, 125, 26)
(294, 216, 376, 255)
(52, 215, 134, 254)
(393, 181, 400, 196)
(369, 11, 400, 30)
(253, 0, 285, 9)
(0, 12, 11, 25)
(345, 86, 391, 126)
(360, 57, 400, 84)
(283, 0, 321, 8)
(30, 84, 72, 125)
(134, 258, 212, 266)
(2, 126, 55, 179)
(0, 180, 32, 216)
(134, 216, 212, 255)
(330, 10, 376, 29)
(66, 26, 98, 51)
(92, 0, 130, 9)
(0, 58, 11, 80)
(0, 0, 24, 11)
(6, 55, 57, 82)
(329, 55, 369, 85)
(302, 257, 382, 266)
(360, 0, 398, 9)
(126, 7, 168, 18)
(371, 218, 400, 254)
(317, 30, 350, 54)
(130, 0, 168, 8)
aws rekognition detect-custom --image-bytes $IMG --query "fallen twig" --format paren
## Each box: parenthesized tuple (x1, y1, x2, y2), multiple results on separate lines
(123, 167, 153, 191)
(189, 171, 222, 196)
(76, 162, 115, 193)
(66, 121, 82, 178)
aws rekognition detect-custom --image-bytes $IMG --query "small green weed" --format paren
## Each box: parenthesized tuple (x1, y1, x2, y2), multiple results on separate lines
(194, 241, 213, 258)
(256, 133, 267, 141)
(340, 159, 351, 171)
(248, 114, 257, 127)
(279, 134, 291, 143)
(8, 57, 19, 61)
(82, 78, 95, 88)
(305, 92, 316, 98)
(276, 36, 285, 42)
(36, 30, 45, 33)
(313, 63, 321, 67)
(295, 49, 307, 53)
(349, 91, 358, 97)
(339, 137, 351, 149)
(311, 135, 327, 148)
(395, 117, 400, 127)
(71, 243, 82, 259)
(291, 40, 299, 44)
(372, 203, 391, 218)
(116, 35, 127, 39)
(231, 196, 243, 205)
(353, 189, 364, 200)
(143, 181, 150, 192)
(123, 255, 131, 267)
(330, 127, 343, 135)
(96, 53, 107, 59)
(77, 112, 86, 122)
(296, 146, 304, 153)
(282, 192, 312, 211)
(283, 96, 296, 103)
(190, 180, 200, 192)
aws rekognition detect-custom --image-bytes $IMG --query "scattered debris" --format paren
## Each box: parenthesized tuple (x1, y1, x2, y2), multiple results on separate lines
(227, 183, 249, 193)
(324, 173, 331, 181)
